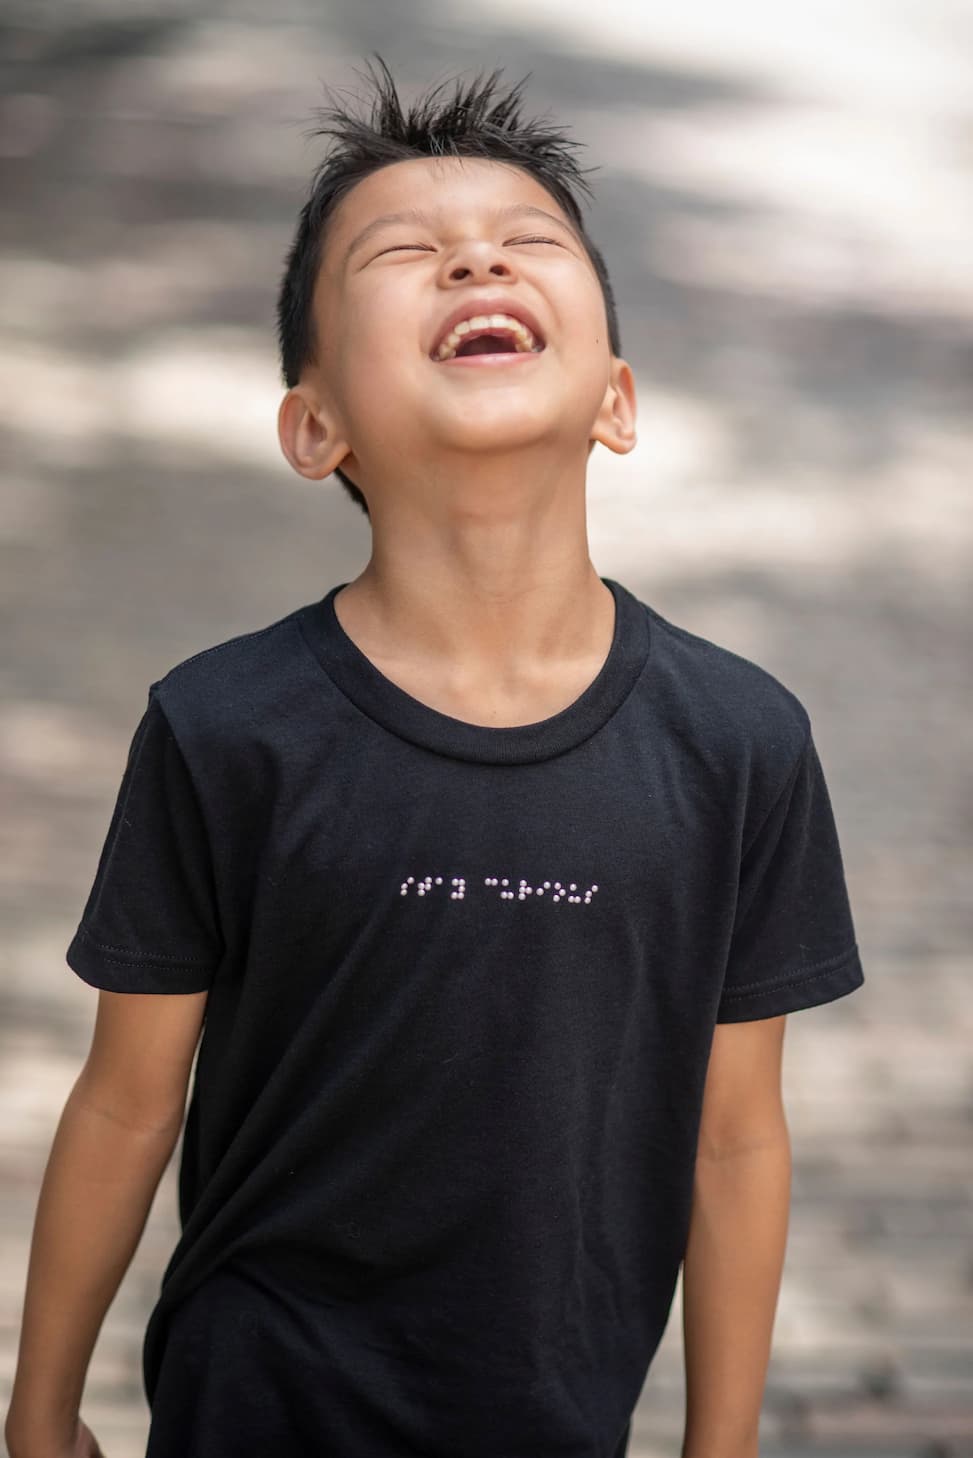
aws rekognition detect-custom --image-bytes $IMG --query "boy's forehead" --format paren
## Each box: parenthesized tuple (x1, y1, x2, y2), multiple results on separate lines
(324, 156, 577, 267)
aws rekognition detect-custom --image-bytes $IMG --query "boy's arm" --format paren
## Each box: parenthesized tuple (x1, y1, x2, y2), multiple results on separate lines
(680, 1016, 791, 1458)
(5, 988, 208, 1457)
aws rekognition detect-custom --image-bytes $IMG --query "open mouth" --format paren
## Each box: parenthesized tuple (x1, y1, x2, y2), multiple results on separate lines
(431, 313, 546, 362)
(454, 333, 527, 357)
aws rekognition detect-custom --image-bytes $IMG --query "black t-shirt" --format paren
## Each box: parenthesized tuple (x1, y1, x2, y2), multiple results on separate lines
(67, 575, 864, 1457)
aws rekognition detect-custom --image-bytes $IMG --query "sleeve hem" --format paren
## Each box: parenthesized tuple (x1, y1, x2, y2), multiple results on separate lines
(70, 922, 215, 969)
(715, 944, 864, 1023)
(66, 927, 216, 994)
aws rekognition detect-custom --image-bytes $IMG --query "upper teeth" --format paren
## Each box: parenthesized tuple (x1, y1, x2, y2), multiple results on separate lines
(434, 313, 541, 361)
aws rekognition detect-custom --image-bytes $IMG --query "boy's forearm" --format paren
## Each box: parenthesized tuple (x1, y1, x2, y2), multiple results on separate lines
(5, 1072, 180, 1450)
(680, 1134, 792, 1458)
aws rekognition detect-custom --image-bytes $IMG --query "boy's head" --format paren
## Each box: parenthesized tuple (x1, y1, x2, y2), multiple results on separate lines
(276, 56, 635, 518)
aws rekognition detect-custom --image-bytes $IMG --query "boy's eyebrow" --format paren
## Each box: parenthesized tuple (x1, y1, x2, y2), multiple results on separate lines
(343, 204, 582, 267)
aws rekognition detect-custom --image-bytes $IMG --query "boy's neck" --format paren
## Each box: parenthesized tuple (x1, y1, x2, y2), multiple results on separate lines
(331, 553, 616, 712)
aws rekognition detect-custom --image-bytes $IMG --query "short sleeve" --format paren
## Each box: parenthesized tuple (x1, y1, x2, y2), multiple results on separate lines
(66, 688, 224, 993)
(716, 729, 864, 1022)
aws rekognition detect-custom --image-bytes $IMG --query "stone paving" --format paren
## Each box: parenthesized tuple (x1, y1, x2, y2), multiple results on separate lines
(1, 5, 971, 1456)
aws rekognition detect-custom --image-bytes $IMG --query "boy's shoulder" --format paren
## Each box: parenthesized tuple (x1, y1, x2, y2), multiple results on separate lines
(635, 592, 812, 776)
(147, 598, 317, 748)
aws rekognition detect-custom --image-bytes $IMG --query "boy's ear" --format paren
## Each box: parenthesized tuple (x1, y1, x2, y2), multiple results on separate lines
(590, 357, 637, 457)
(277, 385, 353, 481)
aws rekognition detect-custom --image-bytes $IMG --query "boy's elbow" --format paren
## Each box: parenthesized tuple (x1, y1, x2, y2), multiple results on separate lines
(72, 1069, 188, 1139)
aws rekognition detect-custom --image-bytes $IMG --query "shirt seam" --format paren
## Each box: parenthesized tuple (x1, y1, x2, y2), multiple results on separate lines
(145, 686, 228, 959)
(740, 718, 812, 862)
(720, 943, 860, 999)
(295, 587, 653, 766)
(149, 613, 299, 686)
(73, 922, 217, 969)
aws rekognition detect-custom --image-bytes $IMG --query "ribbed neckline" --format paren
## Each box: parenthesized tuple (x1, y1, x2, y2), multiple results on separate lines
(296, 575, 650, 765)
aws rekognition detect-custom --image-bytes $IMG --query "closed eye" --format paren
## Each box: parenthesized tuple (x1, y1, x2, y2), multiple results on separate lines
(376, 236, 562, 257)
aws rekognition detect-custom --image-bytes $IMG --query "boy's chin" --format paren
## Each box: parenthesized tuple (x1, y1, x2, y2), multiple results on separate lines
(424, 421, 559, 455)
(426, 395, 565, 434)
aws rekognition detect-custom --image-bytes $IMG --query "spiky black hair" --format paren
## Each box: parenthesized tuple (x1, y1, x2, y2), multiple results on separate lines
(277, 55, 621, 518)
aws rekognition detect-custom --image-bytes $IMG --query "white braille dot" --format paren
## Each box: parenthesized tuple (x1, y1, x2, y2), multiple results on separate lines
(400, 888, 407, 895)
(418, 888, 425, 896)
(537, 888, 544, 896)
(435, 876, 443, 884)
(518, 893, 527, 900)
(569, 883, 577, 891)
(501, 878, 509, 886)
(543, 881, 550, 889)
(407, 876, 415, 884)
(591, 885, 598, 893)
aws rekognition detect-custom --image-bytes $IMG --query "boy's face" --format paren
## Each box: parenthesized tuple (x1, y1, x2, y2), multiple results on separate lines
(283, 154, 635, 489)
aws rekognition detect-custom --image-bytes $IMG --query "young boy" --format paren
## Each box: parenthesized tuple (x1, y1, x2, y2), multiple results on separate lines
(6, 56, 864, 1458)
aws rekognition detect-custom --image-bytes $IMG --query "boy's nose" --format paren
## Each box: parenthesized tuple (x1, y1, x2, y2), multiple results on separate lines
(443, 239, 516, 283)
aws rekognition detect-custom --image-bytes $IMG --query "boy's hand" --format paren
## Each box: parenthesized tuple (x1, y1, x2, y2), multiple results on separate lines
(68, 1417, 108, 1458)
(5, 1415, 107, 1458)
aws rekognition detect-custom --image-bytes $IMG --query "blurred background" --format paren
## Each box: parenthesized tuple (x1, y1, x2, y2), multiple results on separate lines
(1, 2, 971, 1455)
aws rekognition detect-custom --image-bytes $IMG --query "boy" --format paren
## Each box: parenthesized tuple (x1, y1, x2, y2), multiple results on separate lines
(5, 56, 864, 1458)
